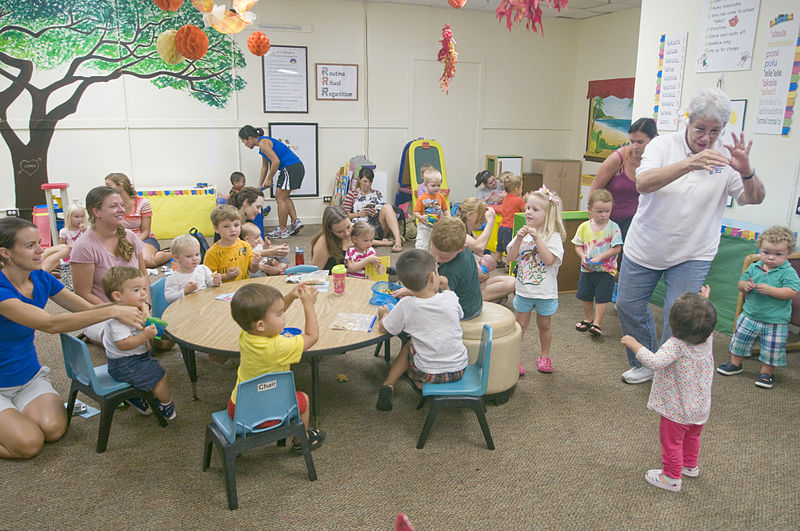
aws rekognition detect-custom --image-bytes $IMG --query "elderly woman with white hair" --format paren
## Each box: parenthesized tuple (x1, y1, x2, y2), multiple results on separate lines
(617, 87, 766, 385)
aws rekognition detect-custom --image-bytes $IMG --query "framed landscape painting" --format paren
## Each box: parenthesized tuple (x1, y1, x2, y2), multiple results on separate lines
(584, 94, 633, 162)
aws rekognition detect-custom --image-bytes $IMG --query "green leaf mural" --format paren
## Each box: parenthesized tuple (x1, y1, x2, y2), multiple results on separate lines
(0, 0, 247, 211)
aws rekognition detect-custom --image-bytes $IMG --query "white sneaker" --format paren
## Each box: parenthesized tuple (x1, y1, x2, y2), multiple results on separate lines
(288, 218, 304, 235)
(682, 466, 699, 477)
(645, 469, 681, 492)
(267, 227, 290, 239)
(621, 366, 654, 384)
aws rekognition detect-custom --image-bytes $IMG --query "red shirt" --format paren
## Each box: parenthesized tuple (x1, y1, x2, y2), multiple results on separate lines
(499, 194, 525, 228)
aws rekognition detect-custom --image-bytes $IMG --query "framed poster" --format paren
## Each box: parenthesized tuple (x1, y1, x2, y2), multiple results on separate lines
(262, 46, 308, 113)
(584, 78, 635, 162)
(315, 63, 358, 101)
(267, 123, 319, 198)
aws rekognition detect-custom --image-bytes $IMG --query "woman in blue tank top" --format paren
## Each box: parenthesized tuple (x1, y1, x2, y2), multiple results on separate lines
(239, 125, 305, 240)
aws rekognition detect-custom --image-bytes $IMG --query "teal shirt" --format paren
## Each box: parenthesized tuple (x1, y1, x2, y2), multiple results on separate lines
(741, 260, 800, 324)
(437, 247, 483, 320)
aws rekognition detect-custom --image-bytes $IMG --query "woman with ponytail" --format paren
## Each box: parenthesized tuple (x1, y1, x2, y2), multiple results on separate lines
(70, 186, 148, 342)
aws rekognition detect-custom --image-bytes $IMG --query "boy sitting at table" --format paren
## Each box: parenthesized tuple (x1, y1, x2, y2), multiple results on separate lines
(229, 283, 325, 453)
(203, 204, 260, 283)
(375, 249, 468, 411)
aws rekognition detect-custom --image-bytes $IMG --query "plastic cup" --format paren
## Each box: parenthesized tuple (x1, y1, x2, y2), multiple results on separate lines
(332, 264, 346, 295)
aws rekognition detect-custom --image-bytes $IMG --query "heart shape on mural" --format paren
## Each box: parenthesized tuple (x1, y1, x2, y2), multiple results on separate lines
(20, 159, 40, 176)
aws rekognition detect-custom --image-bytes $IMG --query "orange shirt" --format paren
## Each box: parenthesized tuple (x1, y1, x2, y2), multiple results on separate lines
(499, 194, 525, 228)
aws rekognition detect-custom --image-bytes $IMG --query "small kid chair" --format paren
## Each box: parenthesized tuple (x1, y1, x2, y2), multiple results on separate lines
(202, 371, 318, 510)
(150, 277, 169, 319)
(415, 325, 495, 450)
(60, 333, 167, 453)
(285, 264, 319, 275)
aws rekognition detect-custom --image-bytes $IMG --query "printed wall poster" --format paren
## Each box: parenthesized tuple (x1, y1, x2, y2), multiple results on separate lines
(654, 32, 688, 131)
(584, 78, 635, 162)
(721, 99, 747, 141)
(315, 64, 358, 101)
(753, 13, 800, 135)
(267, 123, 318, 197)
(696, 0, 760, 73)
(262, 46, 308, 113)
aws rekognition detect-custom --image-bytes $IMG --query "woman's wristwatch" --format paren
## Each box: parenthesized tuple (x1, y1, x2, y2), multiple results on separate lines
(741, 168, 755, 181)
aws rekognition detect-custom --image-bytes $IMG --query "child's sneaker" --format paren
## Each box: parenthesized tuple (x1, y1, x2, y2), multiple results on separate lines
(519, 362, 526, 376)
(376, 385, 393, 411)
(288, 218, 304, 235)
(682, 466, 700, 477)
(125, 397, 152, 416)
(537, 356, 553, 373)
(158, 400, 176, 420)
(645, 469, 681, 492)
(755, 373, 774, 389)
(716, 362, 743, 376)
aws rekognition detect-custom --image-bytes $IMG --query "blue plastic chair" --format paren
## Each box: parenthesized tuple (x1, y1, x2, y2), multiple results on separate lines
(202, 371, 317, 510)
(60, 334, 167, 453)
(150, 277, 169, 319)
(416, 325, 495, 450)
(284, 264, 319, 275)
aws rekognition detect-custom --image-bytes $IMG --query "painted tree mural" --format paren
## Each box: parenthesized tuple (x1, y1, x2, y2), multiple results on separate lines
(0, 0, 246, 212)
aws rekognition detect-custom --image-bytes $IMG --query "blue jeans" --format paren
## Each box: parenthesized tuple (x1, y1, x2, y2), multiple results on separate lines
(616, 256, 711, 368)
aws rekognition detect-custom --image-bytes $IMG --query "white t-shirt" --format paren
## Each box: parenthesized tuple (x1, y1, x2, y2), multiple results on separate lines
(514, 233, 564, 300)
(381, 291, 468, 374)
(625, 131, 745, 270)
(164, 265, 216, 303)
(102, 318, 148, 359)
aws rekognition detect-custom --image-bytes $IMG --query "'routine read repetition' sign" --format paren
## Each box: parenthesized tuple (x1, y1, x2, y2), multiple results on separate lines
(696, 0, 759, 73)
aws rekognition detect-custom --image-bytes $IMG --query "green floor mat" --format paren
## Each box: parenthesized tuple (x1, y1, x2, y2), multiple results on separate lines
(649, 234, 758, 336)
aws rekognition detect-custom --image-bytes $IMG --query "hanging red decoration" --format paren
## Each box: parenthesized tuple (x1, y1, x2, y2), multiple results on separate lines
(174, 25, 209, 60)
(496, 0, 569, 33)
(153, 0, 183, 12)
(247, 32, 271, 56)
(448, 0, 467, 7)
(437, 24, 458, 95)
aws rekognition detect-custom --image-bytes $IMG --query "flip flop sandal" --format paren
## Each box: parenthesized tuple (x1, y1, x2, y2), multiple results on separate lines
(290, 428, 326, 455)
(575, 320, 593, 332)
(588, 324, 603, 336)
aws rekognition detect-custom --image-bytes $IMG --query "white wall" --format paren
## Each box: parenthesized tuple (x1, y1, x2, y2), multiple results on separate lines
(633, 0, 800, 232)
(0, 0, 644, 227)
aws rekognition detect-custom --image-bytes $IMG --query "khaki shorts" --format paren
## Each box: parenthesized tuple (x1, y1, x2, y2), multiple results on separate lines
(0, 366, 59, 412)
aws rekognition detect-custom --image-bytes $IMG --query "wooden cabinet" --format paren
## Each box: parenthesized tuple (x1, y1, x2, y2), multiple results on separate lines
(529, 159, 582, 211)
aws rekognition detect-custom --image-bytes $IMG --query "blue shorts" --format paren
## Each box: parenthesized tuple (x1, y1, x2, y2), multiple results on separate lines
(513, 294, 558, 316)
(108, 354, 165, 392)
(576, 271, 615, 303)
(496, 226, 513, 254)
(143, 236, 161, 250)
(729, 314, 788, 367)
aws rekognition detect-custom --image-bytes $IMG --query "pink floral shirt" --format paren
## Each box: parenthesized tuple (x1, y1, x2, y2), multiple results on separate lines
(635, 335, 714, 425)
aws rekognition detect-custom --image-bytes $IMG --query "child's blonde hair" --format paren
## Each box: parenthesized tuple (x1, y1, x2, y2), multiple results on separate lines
(431, 217, 467, 253)
(457, 197, 487, 229)
(211, 204, 241, 226)
(588, 189, 613, 208)
(64, 202, 87, 230)
(240, 222, 262, 241)
(422, 166, 442, 185)
(527, 187, 566, 242)
(351, 220, 375, 241)
(171, 234, 199, 255)
(757, 226, 796, 252)
(101, 266, 143, 301)
(419, 163, 435, 184)
(502, 173, 521, 193)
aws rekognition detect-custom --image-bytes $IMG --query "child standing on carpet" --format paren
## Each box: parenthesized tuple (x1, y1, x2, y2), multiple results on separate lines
(164, 235, 221, 304)
(345, 221, 382, 279)
(375, 249, 468, 411)
(58, 202, 87, 248)
(228, 171, 246, 198)
(229, 283, 324, 453)
(506, 187, 566, 375)
(717, 226, 800, 388)
(414, 167, 449, 251)
(571, 189, 623, 337)
(102, 266, 176, 420)
(621, 286, 716, 492)
(495, 173, 526, 266)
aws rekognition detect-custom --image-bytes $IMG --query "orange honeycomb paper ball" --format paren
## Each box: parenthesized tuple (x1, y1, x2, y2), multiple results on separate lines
(448, 0, 467, 7)
(247, 32, 271, 56)
(153, 0, 183, 12)
(174, 25, 209, 60)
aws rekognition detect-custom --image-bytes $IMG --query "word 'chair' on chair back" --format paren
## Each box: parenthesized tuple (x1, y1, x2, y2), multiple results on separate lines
(202, 371, 317, 510)
(60, 333, 167, 453)
(416, 324, 494, 450)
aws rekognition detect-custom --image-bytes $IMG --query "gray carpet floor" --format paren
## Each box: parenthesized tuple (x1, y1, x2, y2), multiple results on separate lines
(2, 225, 798, 529)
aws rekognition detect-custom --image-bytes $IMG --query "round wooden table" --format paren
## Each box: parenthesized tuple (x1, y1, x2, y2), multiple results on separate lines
(163, 275, 391, 424)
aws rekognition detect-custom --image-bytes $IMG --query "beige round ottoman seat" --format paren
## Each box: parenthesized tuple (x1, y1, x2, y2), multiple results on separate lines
(460, 302, 521, 404)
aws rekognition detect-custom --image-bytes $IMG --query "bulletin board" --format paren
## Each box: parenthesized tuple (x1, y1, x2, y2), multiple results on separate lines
(267, 123, 319, 198)
(137, 187, 216, 239)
